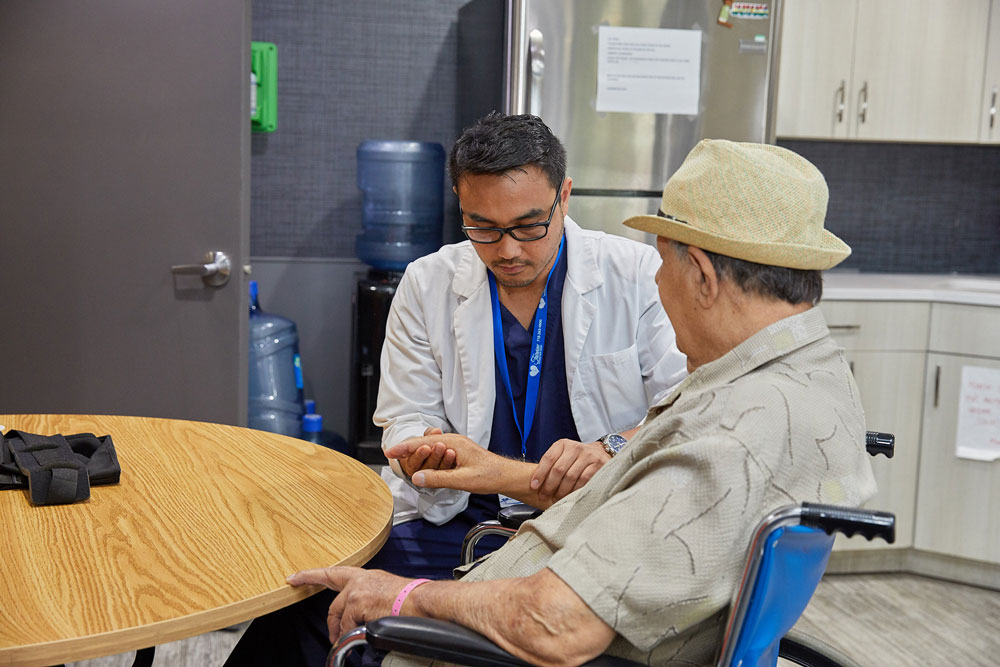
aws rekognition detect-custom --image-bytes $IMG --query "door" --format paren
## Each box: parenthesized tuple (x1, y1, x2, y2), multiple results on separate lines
(915, 354, 1000, 563)
(0, 1, 250, 425)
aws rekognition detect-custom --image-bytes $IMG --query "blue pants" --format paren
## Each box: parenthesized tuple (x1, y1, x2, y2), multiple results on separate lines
(224, 496, 506, 667)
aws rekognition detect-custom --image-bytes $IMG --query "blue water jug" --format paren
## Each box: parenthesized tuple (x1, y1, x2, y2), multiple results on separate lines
(248, 280, 306, 437)
(355, 140, 445, 271)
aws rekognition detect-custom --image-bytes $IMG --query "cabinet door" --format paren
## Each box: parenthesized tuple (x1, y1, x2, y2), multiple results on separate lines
(915, 354, 1000, 563)
(776, 0, 857, 139)
(853, 0, 991, 142)
(981, 0, 1000, 142)
(834, 351, 925, 551)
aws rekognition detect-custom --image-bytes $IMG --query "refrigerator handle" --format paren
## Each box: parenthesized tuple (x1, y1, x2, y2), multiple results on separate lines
(527, 28, 544, 117)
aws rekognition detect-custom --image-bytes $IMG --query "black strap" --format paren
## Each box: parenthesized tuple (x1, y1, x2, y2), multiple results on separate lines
(2, 430, 123, 505)
(4, 431, 90, 504)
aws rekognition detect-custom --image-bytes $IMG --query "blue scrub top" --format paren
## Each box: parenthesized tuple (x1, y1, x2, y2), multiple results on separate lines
(488, 235, 580, 462)
(461, 236, 580, 523)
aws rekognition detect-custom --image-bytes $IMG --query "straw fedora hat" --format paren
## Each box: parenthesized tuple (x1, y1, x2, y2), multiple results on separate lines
(623, 140, 850, 270)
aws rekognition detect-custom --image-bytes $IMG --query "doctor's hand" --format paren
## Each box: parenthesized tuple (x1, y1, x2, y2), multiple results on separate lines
(531, 439, 610, 502)
(396, 427, 458, 478)
(386, 433, 509, 495)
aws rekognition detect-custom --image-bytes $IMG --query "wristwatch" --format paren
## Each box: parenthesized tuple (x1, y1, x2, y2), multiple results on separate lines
(599, 433, 627, 457)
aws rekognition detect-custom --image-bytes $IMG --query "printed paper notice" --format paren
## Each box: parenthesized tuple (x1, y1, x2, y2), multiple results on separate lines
(955, 365, 1000, 461)
(596, 26, 701, 115)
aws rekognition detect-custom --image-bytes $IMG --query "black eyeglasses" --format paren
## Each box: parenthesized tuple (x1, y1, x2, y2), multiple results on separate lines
(460, 179, 563, 244)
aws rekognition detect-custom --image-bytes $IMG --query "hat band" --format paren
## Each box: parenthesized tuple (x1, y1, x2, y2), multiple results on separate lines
(657, 209, 689, 225)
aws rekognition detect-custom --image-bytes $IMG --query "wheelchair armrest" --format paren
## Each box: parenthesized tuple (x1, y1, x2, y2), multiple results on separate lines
(799, 503, 895, 544)
(361, 617, 638, 667)
(498, 503, 542, 529)
(365, 617, 531, 667)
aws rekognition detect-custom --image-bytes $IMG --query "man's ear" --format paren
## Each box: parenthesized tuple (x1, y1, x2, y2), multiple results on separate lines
(561, 176, 573, 213)
(687, 246, 719, 307)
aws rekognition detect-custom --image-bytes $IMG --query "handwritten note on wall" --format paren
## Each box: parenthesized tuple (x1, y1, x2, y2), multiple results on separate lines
(596, 26, 701, 115)
(955, 365, 1000, 461)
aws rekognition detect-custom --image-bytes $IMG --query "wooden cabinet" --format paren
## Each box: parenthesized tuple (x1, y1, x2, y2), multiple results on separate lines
(914, 305, 1000, 563)
(775, 0, 857, 140)
(777, 0, 993, 142)
(983, 0, 1000, 143)
(820, 301, 930, 550)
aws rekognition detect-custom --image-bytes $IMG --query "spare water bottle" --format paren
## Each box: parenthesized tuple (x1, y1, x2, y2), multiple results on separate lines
(301, 413, 352, 457)
(248, 280, 306, 437)
(355, 140, 445, 271)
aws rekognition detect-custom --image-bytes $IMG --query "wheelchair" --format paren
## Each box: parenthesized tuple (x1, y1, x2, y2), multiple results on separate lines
(328, 432, 896, 667)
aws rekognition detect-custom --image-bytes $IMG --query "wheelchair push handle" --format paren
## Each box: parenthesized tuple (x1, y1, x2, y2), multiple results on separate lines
(865, 431, 894, 458)
(800, 502, 895, 544)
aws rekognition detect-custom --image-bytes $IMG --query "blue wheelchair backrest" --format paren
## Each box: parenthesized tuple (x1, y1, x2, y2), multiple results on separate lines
(727, 525, 835, 667)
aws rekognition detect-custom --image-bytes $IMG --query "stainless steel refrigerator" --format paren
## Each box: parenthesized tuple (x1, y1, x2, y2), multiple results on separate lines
(458, 0, 782, 242)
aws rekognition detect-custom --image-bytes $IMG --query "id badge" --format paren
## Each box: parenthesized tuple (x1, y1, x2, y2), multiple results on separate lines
(498, 494, 521, 508)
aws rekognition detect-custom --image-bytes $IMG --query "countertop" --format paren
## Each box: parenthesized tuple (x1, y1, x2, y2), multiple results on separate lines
(822, 273, 1000, 307)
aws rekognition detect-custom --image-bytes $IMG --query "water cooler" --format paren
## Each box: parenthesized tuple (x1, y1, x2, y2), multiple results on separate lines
(349, 140, 445, 463)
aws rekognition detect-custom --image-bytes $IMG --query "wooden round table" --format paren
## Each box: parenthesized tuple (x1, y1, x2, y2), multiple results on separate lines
(0, 414, 393, 667)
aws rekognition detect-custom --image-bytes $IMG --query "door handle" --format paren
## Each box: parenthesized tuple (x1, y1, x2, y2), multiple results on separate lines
(990, 87, 997, 130)
(858, 81, 868, 124)
(171, 251, 231, 287)
(835, 80, 846, 123)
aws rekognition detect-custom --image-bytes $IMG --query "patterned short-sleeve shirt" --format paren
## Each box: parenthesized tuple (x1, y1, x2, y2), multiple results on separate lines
(389, 307, 877, 666)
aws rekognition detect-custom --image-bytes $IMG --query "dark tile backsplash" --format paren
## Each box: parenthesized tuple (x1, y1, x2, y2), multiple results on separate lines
(778, 140, 1000, 274)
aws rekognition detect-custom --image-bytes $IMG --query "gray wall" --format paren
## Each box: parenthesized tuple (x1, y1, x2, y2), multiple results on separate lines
(249, 1, 1000, 438)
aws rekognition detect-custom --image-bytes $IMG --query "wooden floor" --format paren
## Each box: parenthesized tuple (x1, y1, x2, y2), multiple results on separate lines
(68, 573, 1000, 666)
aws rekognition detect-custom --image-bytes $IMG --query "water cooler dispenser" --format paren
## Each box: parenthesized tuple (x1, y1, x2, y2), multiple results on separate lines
(350, 140, 445, 463)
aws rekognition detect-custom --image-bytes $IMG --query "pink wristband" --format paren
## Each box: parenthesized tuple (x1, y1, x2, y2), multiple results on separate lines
(391, 578, 431, 616)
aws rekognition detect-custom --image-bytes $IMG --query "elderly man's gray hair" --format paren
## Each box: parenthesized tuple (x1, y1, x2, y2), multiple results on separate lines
(670, 240, 823, 305)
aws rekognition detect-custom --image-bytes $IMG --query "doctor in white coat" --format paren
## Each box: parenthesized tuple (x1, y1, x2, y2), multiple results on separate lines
(372, 113, 687, 557)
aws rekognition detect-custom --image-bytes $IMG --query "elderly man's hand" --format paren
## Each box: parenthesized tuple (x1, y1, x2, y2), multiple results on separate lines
(287, 566, 411, 641)
(530, 439, 610, 502)
(386, 433, 508, 495)
(396, 427, 458, 478)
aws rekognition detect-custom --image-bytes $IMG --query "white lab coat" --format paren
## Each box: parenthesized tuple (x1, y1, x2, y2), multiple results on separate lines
(375, 217, 687, 525)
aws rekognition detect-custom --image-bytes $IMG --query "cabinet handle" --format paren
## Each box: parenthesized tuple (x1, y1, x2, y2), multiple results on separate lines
(836, 80, 846, 123)
(858, 81, 868, 124)
(828, 324, 861, 331)
(990, 87, 997, 130)
(933, 365, 941, 408)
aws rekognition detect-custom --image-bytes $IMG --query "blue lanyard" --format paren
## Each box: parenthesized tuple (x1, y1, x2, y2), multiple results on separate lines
(488, 236, 565, 460)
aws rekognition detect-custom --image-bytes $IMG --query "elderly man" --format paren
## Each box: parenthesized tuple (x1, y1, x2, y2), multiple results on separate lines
(289, 140, 877, 667)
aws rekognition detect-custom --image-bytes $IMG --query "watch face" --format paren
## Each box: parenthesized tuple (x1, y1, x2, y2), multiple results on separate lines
(602, 433, 627, 455)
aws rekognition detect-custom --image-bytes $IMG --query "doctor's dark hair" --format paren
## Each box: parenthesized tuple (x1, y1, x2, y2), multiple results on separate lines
(671, 241, 823, 305)
(448, 112, 566, 190)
